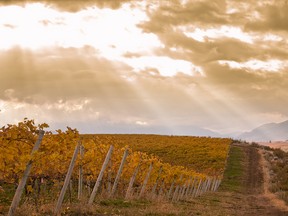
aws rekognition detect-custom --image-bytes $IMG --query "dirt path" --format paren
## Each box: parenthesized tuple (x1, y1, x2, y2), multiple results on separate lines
(185, 144, 288, 216)
(219, 144, 288, 215)
(240, 144, 287, 215)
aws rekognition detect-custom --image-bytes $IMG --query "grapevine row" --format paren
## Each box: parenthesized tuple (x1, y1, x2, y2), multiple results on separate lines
(0, 119, 231, 214)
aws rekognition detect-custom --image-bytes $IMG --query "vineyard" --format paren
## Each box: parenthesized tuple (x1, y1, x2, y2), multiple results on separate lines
(0, 119, 232, 215)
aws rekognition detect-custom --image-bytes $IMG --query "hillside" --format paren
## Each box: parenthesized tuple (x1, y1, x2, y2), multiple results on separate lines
(82, 134, 231, 175)
(238, 120, 288, 141)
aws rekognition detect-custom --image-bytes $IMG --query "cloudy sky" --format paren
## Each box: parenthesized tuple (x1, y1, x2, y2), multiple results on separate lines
(0, 0, 288, 135)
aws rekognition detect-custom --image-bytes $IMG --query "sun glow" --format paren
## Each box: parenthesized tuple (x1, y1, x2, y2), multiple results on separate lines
(1, 3, 205, 77)
(0, 3, 161, 52)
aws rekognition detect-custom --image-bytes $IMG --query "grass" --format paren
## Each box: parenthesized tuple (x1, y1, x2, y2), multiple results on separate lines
(99, 198, 151, 208)
(219, 145, 245, 192)
(264, 147, 288, 204)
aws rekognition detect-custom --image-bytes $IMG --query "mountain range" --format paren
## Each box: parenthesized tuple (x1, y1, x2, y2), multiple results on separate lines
(237, 120, 288, 142)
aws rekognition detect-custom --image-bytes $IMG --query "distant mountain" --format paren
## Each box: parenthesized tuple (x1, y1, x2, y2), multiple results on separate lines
(238, 120, 288, 142)
(76, 122, 221, 137)
(173, 125, 221, 137)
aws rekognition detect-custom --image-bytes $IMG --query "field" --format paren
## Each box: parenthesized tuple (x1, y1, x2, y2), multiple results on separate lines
(0, 119, 232, 215)
(258, 141, 288, 152)
(82, 134, 231, 176)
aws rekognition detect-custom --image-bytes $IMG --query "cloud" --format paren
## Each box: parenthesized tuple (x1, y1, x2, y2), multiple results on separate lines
(0, 0, 134, 11)
(140, 0, 229, 34)
(245, 1, 288, 32)
(1, 0, 288, 135)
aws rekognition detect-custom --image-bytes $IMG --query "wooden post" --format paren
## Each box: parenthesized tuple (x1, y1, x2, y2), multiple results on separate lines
(201, 178, 208, 195)
(78, 143, 84, 200)
(54, 143, 80, 215)
(214, 179, 218, 191)
(107, 160, 112, 194)
(213, 178, 219, 191)
(110, 148, 129, 197)
(211, 178, 215, 191)
(88, 145, 113, 204)
(202, 178, 208, 193)
(151, 166, 163, 197)
(199, 179, 206, 196)
(191, 178, 199, 198)
(158, 179, 165, 198)
(194, 178, 202, 198)
(172, 175, 182, 202)
(167, 177, 176, 199)
(184, 177, 193, 199)
(125, 160, 141, 199)
(139, 163, 153, 198)
(8, 130, 44, 216)
(207, 178, 212, 191)
(215, 179, 221, 191)
(178, 181, 187, 201)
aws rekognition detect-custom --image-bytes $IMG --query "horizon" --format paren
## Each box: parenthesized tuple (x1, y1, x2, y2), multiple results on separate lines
(1, 0, 288, 136)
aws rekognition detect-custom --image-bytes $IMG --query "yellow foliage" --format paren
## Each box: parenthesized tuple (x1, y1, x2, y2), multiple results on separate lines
(0, 119, 231, 194)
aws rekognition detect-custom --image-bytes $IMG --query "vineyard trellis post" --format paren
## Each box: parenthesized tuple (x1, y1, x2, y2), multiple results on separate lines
(199, 178, 206, 196)
(125, 159, 141, 199)
(210, 177, 216, 192)
(107, 159, 113, 194)
(8, 130, 45, 216)
(208, 178, 212, 191)
(78, 142, 84, 200)
(167, 176, 176, 199)
(178, 180, 187, 201)
(54, 143, 80, 215)
(110, 148, 129, 197)
(203, 178, 209, 193)
(215, 179, 221, 191)
(184, 177, 192, 199)
(157, 179, 165, 199)
(172, 174, 182, 202)
(88, 145, 113, 204)
(187, 177, 196, 198)
(193, 178, 202, 198)
(139, 162, 153, 198)
(151, 166, 163, 197)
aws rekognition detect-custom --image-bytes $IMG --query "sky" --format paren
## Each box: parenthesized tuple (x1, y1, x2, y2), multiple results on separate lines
(0, 0, 288, 136)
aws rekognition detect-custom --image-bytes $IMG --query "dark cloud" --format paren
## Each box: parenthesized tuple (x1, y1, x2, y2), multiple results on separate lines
(245, 2, 288, 32)
(158, 32, 260, 64)
(139, 0, 288, 64)
(140, 0, 228, 33)
(199, 62, 288, 115)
